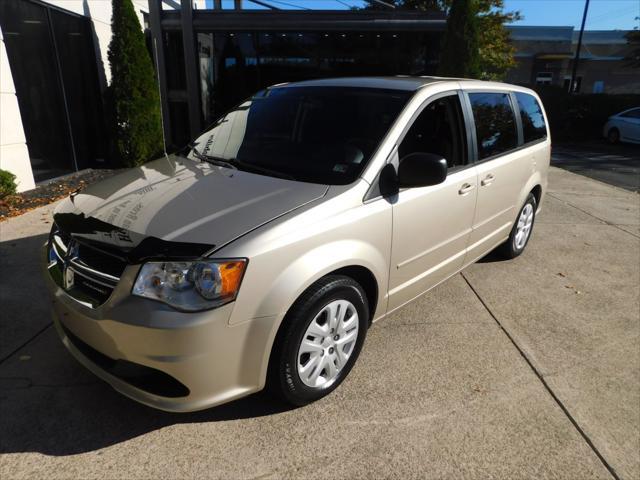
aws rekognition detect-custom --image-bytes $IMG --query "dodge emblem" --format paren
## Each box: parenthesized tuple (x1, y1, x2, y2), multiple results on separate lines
(64, 266, 75, 290)
(63, 240, 79, 290)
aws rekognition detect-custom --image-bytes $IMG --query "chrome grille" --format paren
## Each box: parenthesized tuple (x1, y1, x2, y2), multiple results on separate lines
(48, 224, 127, 308)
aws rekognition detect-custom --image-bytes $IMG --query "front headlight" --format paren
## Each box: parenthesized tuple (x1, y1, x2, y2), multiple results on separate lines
(132, 259, 247, 311)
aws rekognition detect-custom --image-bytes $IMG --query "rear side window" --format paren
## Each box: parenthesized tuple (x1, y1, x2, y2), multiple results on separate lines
(469, 92, 518, 160)
(515, 92, 547, 143)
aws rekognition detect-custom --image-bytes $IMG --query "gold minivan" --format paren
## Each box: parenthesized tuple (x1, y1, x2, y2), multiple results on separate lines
(44, 77, 550, 411)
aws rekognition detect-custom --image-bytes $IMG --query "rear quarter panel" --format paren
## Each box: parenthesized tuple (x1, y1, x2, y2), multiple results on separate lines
(522, 88, 551, 212)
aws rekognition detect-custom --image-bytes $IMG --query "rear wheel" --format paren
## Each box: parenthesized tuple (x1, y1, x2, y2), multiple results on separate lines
(498, 193, 537, 259)
(269, 275, 369, 406)
(607, 127, 620, 144)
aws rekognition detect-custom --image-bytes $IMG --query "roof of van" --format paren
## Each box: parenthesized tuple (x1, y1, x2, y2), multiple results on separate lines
(275, 76, 516, 92)
(274, 76, 456, 91)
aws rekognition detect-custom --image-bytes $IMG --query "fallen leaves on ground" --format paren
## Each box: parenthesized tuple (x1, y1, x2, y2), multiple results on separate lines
(0, 169, 121, 222)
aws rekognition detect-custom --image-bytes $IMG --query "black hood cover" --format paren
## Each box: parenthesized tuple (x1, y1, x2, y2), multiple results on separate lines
(53, 212, 213, 263)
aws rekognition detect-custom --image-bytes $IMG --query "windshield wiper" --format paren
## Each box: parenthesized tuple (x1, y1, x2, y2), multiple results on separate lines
(187, 144, 295, 180)
(228, 158, 296, 181)
(188, 143, 237, 170)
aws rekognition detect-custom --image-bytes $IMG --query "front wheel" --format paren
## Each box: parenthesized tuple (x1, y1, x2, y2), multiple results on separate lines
(607, 127, 620, 144)
(269, 275, 369, 406)
(498, 193, 537, 259)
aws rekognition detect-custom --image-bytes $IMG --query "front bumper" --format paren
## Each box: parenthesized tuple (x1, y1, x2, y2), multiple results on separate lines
(43, 250, 278, 412)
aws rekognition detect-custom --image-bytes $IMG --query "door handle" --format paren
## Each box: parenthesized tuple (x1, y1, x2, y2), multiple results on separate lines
(481, 174, 495, 186)
(458, 183, 475, 195)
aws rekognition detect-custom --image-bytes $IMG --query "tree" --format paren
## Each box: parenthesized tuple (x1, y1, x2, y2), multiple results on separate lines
(476, 0, 521, 80)
(361, 0, 521, 80)
(625, 30, 640, 68)
(107, 0, 163, 167)
(393, 0, 441, 9)
(438, 0, 481, 78)
(360, 0, 440, 9)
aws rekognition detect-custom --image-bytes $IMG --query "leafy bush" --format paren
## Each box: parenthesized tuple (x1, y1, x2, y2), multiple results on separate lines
(532, 86, 640, 141)
(0, 169, 17, 199)
(106, 0, 163, 167)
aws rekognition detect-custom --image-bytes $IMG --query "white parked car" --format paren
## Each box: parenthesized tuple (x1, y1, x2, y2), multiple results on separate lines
(603, 107, 640, 144)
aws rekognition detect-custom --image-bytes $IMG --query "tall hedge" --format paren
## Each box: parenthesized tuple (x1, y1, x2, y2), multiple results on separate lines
(438, 0, 481, 78)
(533, 86, 640, 141)
(107, 0, 163, 167)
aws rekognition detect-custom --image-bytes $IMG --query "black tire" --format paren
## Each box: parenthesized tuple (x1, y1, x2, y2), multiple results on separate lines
(607, 128, 620, 144)
(268, 275, 369, 406)
(498, 193, 537, 259)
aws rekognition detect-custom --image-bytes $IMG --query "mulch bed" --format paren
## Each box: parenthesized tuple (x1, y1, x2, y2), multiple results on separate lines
(0, 169, 122, 222)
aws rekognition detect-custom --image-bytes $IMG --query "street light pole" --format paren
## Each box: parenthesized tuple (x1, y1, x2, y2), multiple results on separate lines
(570, 0, 590, 93)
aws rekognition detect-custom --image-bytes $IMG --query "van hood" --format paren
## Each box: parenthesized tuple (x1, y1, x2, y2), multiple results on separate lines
(53, 155, 328, 258)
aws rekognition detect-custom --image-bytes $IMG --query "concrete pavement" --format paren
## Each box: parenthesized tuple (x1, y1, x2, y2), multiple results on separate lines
(0, 167, 638, 479)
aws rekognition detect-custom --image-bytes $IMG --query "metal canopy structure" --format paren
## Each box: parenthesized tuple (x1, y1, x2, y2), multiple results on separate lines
(148, 0, 446, 147)
(161, 10, 447, 32)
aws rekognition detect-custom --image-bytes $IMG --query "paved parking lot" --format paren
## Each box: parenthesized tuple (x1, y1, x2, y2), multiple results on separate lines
(0, 167, 638, 479)
(552, 141, 640, 192)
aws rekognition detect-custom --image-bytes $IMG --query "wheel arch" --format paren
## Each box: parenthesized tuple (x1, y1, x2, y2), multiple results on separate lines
(329, 265, 378, 322)
(607, 126, 620, 142)
(242, 238, 388, 390)
(530, 184, 542, 206)
(270, 262, 380, 353)
(264, 263, 380, 392)
(518, 169, 545, 216)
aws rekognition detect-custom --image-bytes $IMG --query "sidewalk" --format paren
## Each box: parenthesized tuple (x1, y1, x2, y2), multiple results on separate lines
(0, 167, 638, 479)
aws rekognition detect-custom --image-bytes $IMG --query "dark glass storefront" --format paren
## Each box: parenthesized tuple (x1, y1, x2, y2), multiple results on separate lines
(0, 0, 106, 181)
(149, 3, 446, 148)
(196, 31, 440, 125)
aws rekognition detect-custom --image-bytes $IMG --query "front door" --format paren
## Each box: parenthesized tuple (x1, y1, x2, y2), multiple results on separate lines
(388, 92, 477, 313)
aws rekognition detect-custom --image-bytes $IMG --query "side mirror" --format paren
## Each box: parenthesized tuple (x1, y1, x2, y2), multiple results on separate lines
(397, 152, 448, 188)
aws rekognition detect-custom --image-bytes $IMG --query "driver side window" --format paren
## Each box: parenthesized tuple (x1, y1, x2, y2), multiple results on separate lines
(398, 93, 467, 169)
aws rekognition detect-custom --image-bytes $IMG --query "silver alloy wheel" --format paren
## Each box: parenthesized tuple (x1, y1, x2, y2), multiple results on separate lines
(297, 299, 359, 389)
(514, 203, 534, 250)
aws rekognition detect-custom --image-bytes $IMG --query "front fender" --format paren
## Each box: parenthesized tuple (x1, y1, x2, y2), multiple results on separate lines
(219, 183, 392, 391)
(229, 238, 389, 391)
(268, 239, 387, 319)
(232, 238, 388, 326)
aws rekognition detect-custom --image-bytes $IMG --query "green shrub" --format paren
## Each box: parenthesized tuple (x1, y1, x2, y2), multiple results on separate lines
(0, 169, 17, 199)
(106, 0, 163, 167)
(532, 86, 640, 141)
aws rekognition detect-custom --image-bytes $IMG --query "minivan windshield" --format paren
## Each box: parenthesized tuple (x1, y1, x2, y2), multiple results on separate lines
(184, 86, 411, 185)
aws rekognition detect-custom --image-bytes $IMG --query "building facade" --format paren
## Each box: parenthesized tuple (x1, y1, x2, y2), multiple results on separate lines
(150, 2, 446, 148)
(0, 0, 445, 192)
(506, 25, 638, 94)
(0, 0, 152, 191)
(2, 2, 636, 194)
